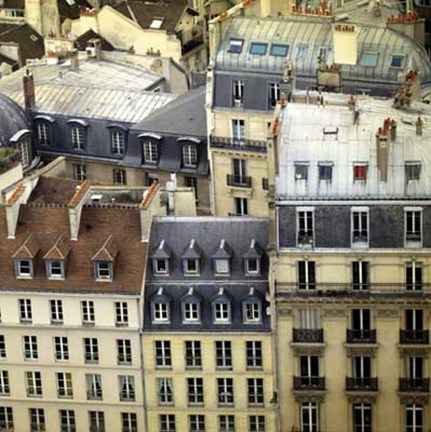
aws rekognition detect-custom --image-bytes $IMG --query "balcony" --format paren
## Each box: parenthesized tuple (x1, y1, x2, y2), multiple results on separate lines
(293, 328, 324, 343)
(399, 378, 430, 392)
(294, 376, 325, 391)
(226, 174, 252, 188)
(399, 330, 429, 344)
(346, 377, 378, 392)
(210, 136, 267, 153)
(346, 329, 377, 344)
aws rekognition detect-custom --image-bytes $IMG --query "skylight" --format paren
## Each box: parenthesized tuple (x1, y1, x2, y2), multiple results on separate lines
(228, 39, 244, 54)
(296, 44, 308, 60)
(270, 44, 289, 57)
(150, 18, 164, 29)
(361, 52, 378, 67)
(391, 54, 405, 68)
(250, 42, 268, 55)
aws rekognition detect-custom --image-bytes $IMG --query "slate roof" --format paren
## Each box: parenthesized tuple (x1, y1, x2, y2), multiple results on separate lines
(3, 0, 24, 9)
(58, 0, 92, 20)
(0, 92, 31, 147)
(75, 29, 114, 51)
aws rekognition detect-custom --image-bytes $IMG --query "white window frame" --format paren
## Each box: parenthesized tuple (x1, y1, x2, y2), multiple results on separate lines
(214, 301, 231, 323)
(215, 340, 232, 369)
(406, 261, 423, 291)
(297, 261, 316, 290)
(187, 377, 204, 405)
(56, 372, 73, 399)
(406, 404, 423, 432)
(219, 415, 235, 432)
(23, 335, 38, 360)
(54, 336, 69, 361)
(143, 140, 158, 164)
(121, 413, 137, 432)
(113, 169, 127, 185)
(88, 411, 104, 432)
(115, 302, 129, 327)
(59, 410, 75, 432)
(268, 82, 280, 108)
(50, 299, 63, 324)
(155, 340, 172, 368)
(215, 258, 230, 275)
(405, 207, 423, 246)
(19, 299, 33, 323)
(245, 257, 260, 275)
(152, 302, 170, 323)
(249, 415, 265, 432)
(47, 260, 64, 280)
(81, 300, 95, 325)
(73, 163, 86, 181)
(30, 408, 45, 432)
(247, 377, 264, 405)
(154, 258, 169, 275)
(37, 122, 51, 146)
(351, 207, 369, 246)
(246, 341, 263, 369)
(26, 371, 42, 397)
(301, 402, 319, 432)
(15, 259, 33, 279)
(0, 407, 13, 429)
(405, 162, 421, 181)
(111, 131, 125, 155)
(232, 80, 244, 107)
(182, 144, 197, 167)
(160, 414, 176, 432)
(231, 119, 245, 141)
(217, 378, 234, 405)
(352, 261, 370, 291)
(243, 301, 262, 323)
(118, 375, 135, 401)
(353, 404, 372, 432)
(185, 340, 201, 369)
(184, 258, 200, 275)
(297, 208, 314, 246)
(183, 301, 200, 323)
(86, 373, 103, 400)
(0, 370, 9, 395)
(84, 337, 99, 363)
(71, 126, 85, 150)
(95, 261, 113, 282)
(117, 339, 132, 365)
(0, 335, 6, 359)
(157, 377, 174, 405)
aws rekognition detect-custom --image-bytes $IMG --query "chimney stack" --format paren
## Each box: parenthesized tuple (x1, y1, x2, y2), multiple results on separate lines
(70, 49, 79, 71)
(390, 119, 397, 141)
(376, 126, 390, 182)
(416, 116, 423, 136)
(23, 69, 35, 110)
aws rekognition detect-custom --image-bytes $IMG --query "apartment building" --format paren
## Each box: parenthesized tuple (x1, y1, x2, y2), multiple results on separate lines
(269, 92, 431, 432)
(143, 216, 276, 432)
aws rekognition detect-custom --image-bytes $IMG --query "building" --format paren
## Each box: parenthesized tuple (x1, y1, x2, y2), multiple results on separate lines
(143, 216, 276, 432)
(268, 91, 431, 432)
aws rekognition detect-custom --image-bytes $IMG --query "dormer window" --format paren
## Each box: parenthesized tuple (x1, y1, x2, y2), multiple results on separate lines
(243, 288, 262, 324)
(182, 288, 201, 324)
(10, 129, 32, 168)
(212, 288, 232, 324)
(71, 127, 85, 150)
(246, 258, 259, 274)
(155, 259, 168, 274)
(151, 288, 171, 324)
(15, 259, 33, 279)
(151, 239, 171, 276)
(95, 261, 113, 281)
(215, 259, 229, 274)
(185, 258, 199, 275)
(182, 144, 197, 168)
(243, 239, 263, 276)
(92, 235, 118, 282)
(13, 233, 39, 280)
(44, 234, 70, 281)
(46, 260, 65, 280)
(142, 140, 158, 164)
(111, 131, 125, 155)
(228, 38, 243, 53)
(212, 239, 232, 276)
(37, 122, 52, 146)
(182, 239, 202, 276)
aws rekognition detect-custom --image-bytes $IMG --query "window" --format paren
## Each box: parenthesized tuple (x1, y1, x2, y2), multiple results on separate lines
(119, 375, 135, 401)
(60, 410, 76, 432)
(117, 339, 132, 365)
(243, 300, 262, 323)
(406, 262, 423, 291)
(318, 163, 333, 181)
(249, 415, 265, 432)
(295, 163, 308, 180)
(247, 378, 264, 405)
(406, 405, 423, 432)
(361, 52, 378, 67)
(298, 261, 316, 290)
(0, 370, 10, 395)
(23, 335, 38, 360)
(115, 302, 129, 326)
(150, 17, 164, 28)
(183, 144, 198, 167)
(73, 163, 87, 181)
(50, 299, 63, 324)
(160, 414, 176, 432)
(353, 404, 372, 432)
(301, 402, 319, 432)
(234, 197, 248, 215)
(231, 119, 245, 141)
(19, 299, 32, 323)
(16, 259, 33, 279)
(113, 169, 127, 185)
(406, 356, 424, 380)
(216, 341, 232, 369)
(268, 82, 280, 108)
(351, 309, 372, 341)
(47, 260, 64, 280)
(0, 407, 13, 430)
(231, 158, 248, 186)
(185, 340, 202, 369)
(297, 44, 308, 60)
(406, 163, 421, 181)
(405, 309, 424, 332)
(250, 42, 267, 55)
(232, 80, 244, 107)
(184, 258, 199, 275)
(187, 377, 204, 405)
(217, 378, 234, 405)
(352, 356, 372, 381)
(111, 131, 125, 155)
(89, 411, 105, 432)
(318, 46, 328, 63)
(71, 127, 85, 150)
(405, 209, 422, 244)
(152, 301, 170, 323)
(18, 136, 31, 167)
(81, 300, 95, 325)
(157, 377, 173, 405)
(37, 122, 51, 146)
(54, 336, 69, 361)
(245, 257, 260, 275)
(95, 261, 113, 282)
(154, 258, 169, 274)
(352, 209, 369, 244)
(353, 164, 368, 181)
(30, 408, 45, 432)
(297, 209, 313, 245)
(391, 54, 405, 68)
(214, 259, 230, 274)
(227, 39, 243, 53)
(190, 415, 205, 432)
(57, 372, 73, 398)
(246, 341, 263, 369)
(183, 300, 201, 323)
(184, 176, 198, 199)
(352, 261, 369, 291)
(155, 340, 172, 368)
(142, 140, 158, 164)
(270, 43, 288, 56)
(26, 371, 42, 396)
(121, 413, 137, 432)
(84, 338, 99, 363)
(86, 373, 103, 400)
(219, 415, 235, 432)
(214, 301, 231, 323)
(0, 335, 6, 359)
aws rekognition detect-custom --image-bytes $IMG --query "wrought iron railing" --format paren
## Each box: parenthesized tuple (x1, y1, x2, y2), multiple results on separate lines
(293, 377, 325, 391)
(226, 174, 252, 188)
(399, 330, 429, 344)
(210, 136, 267, 153)
(346, 329, 377, 344)
(399, 378, 430, 392)
(346, 377, 378, 391)
(293, 329, 324, 343)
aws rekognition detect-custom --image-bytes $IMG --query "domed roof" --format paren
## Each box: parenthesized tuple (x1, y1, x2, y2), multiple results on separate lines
(0, 92, 31, 147)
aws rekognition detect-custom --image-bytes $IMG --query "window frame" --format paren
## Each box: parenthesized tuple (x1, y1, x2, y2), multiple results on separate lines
(23, 335, 38, 360)
(404, 207, 423, 246)
(247, 377, 264, 406)
(15, 258, 34, 279)
(86, 373, 103, 400)
(351, 207, 369, 246)
(83, 337, 99, 364)
(81, 300, 95, 326)
(297, 260, 316, 290)
(71, 126, 85, 150)
(405, 162, 421, 181)
(26, 370, 42, 397)
(215, 340, 232, 370)
(56, 372, 73, 399)
(50, 299, 64, 324)
(46, 259, 65, 280)
(142, 139, 159, 164)
(36, 122, 52, 146)
(243, 300, 262, 324)
(270, 43, 289, 57)
(152, 300, 170, 324)
(250, 42, 268, 55)
(19, 298, 33, 323)
(54, 336, 69, 361)
(217, 377, 234, 406)
(0, 370, 10, 396)
(182, 144, 198, 168)
(353, 163, 368, 182)
(117, 339, 132, 365)
(361, 52, 378, 67)
(246, 340, 263, 370)
(111, 130, 126, 155)
(157, 377, 174, 405)
(115, 302, 129, 327)
(94, 260, 113, 282)
(185, 340, 202, 369)
(227, 38, 244, 53)
(182, 300, 201, 324)
(390, 54, 406, 68)
(118, 375, 135, 402)
(153, 258, 169, 275)
(318, 162, 333, 181)
(155, 340, 172, 369)
(213, 300, 231, 324)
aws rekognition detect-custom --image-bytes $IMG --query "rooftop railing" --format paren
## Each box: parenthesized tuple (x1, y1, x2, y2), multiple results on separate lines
(210, 136, 267, 153)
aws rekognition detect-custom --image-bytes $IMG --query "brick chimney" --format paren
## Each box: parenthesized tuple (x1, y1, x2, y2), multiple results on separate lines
(23, 69, 35, 109)
(70, 49, 79, 71)
(376, 126, 390, 182)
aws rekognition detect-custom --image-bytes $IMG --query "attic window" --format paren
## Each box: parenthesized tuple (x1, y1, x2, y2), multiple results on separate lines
(323, 126, 338, 136)
(150, 18, 164, 29)
(406, 162, 421, 181)
(391, 54, 405, 68)
(361, 52, 378, 67)
(296, 44, 308, 60)
(30, 34, 38, 42)
(228, 39, 243, 54)
(95, 261, 113, 282)
(15, 259, 33, 279)
(250, 42, 268, 55)
(318, 163, 333, 181)
(270, 44, 289, 57)
(46, 260, 65, 280)
(212, 239, 232, 275)
(353, 164, 368, 182)
(185, 258, 199, 275)
(215, 259, 229, 274)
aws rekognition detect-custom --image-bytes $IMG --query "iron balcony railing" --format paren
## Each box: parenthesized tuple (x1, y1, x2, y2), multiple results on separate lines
(346, 329, 377, 344)
(399, 378, 430, 392)
(226, 174, 252, 188)
(399, 330, 429, 344)
(293, 328, 324, 343)
(346, 377, 378, 391)
(293, 377, 325, 391)
(210, 136, 267, 153)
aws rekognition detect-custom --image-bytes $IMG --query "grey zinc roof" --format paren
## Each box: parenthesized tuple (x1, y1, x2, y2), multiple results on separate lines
(276, 92, 431, 200)
(0, 59, 175, 123)
(216, 16, 431, 89)
(132, 85, 207, 137)
(0, 93, 31, 146)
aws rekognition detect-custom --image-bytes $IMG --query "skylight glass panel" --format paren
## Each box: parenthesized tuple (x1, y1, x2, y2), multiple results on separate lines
(296, 44, 308, 60)
(270, 44, 289, 57)
(361, 52, 378, 67)
(250, 43, 268, 55)
(391, 54, 405, 68)
(150, 18, 164, 29)
(228, 39, 244, 53)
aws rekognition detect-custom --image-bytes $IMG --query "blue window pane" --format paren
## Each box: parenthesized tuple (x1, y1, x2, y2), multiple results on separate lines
(297, 44, 308, 60)
(270, 44, 289, 57)
(228, 39, 243, 53)
(362, 53, 378, 67)
(391, 55, 405, 68)
(250, 43, 268, 55)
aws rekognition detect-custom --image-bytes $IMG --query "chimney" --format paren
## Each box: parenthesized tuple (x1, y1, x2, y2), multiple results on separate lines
(390, 119, 397, 141)
(70, 49, 79, 71)
(86, 38, 101, 61)
(348, 94, 355, 111)
(416, 116, 423, 136)
(376, 127, 390, 182)
(23, 69, 35, 110)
